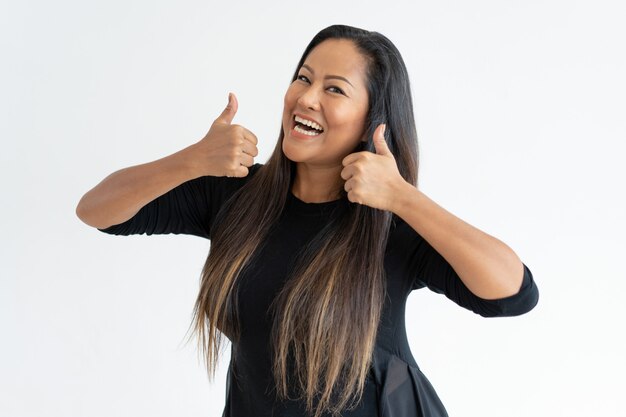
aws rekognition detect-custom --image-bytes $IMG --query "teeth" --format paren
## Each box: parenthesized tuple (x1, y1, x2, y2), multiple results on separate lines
(294, 125, 321, 136)
(294, 115, 324, 131)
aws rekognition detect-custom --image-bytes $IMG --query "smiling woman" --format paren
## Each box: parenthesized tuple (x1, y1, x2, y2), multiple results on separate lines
(282, 38, 371, 203)
(79, 23, 539, 417)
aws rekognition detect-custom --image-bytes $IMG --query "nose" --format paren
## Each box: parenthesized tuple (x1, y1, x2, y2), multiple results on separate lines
(296, 85, 321, 111)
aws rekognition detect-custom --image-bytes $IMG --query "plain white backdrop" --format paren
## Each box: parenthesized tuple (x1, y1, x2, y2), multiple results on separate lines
(2, 0, 624, 416)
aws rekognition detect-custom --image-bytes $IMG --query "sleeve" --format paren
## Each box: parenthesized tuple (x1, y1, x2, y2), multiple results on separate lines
(406, 224, 539, 318)
(97, 163, 263, 239)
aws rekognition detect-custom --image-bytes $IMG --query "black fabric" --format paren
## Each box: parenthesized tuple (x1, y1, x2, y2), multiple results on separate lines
(98, 163, 539, 417)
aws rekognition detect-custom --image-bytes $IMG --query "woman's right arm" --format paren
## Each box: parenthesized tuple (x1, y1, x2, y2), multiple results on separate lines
(76, 146, 200, 229)
(75, 92, 258, 230)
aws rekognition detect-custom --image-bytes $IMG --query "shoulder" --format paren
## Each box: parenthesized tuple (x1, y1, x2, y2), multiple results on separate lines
(388, 215, 418, 240)
(210, 163, 264, 193)
(248, 163, 264, 176)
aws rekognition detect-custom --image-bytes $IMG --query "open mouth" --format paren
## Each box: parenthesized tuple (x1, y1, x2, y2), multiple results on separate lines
(292, 115, 324, 137)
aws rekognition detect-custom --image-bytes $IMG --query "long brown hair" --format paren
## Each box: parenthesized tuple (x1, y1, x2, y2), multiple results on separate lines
(184, 24, 419, 417)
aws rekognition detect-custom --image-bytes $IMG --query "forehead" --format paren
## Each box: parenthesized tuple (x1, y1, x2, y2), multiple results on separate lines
(302, 39, 369, 86)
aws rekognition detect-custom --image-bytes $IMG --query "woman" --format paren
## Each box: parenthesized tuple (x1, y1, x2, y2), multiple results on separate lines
(76, 24, 539, 417)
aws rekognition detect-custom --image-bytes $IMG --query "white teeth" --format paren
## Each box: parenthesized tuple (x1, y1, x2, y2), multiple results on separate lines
(294, 125, 321, 136)
(294, 115, 324, 131)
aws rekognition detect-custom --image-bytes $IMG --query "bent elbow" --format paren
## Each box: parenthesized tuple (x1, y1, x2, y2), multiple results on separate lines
(477, 263, 540, 318)
(75, 199, 113, 229)
(75, 199, 93, 226)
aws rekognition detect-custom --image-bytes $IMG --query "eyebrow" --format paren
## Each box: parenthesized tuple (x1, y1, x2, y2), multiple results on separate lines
(301, 64, 354, 88)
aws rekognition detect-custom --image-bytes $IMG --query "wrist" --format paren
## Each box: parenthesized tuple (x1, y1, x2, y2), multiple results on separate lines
(390, 180, 420, 217)
(168, 144, 202, 180)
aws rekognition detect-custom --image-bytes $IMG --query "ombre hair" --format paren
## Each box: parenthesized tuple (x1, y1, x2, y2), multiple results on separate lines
(185, 24, 419, 417)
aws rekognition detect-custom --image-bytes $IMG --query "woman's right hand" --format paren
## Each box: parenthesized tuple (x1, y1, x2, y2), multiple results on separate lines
(76, 92, 259, 229)
(188, 92, 259, 178)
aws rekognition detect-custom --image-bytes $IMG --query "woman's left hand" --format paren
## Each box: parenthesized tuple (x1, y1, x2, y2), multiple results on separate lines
(340, 124, 408, 212)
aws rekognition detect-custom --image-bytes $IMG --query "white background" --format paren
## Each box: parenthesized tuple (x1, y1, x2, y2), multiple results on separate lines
(2, 0, 624, 416)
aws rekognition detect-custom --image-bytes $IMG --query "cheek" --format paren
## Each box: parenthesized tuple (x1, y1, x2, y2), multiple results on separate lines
(331, 110, 365, 130)
(284, 84, 298, 105)
(283, 88, 296, 122)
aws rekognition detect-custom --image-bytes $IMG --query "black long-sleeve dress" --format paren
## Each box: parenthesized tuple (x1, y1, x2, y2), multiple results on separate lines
(97, 163, 539, 417)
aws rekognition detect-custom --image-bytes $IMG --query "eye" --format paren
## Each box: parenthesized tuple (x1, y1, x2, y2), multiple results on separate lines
(296, 75, 346, 96)
(328, 86, 345, 95)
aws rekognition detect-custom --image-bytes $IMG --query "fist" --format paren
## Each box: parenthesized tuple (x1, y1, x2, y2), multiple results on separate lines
(189, 92, 259, 178)
(341, 124, 406, 212)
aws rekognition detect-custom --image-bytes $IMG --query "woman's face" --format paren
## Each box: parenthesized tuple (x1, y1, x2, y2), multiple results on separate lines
(282, 39, 370, 166)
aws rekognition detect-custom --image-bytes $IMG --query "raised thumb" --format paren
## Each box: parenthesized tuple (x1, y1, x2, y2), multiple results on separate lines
(374, 124, 390, 155)
(215, 92, 238, 125)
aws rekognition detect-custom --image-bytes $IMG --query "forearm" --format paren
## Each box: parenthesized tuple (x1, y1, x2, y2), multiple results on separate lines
(76, 145, 199, 229)
(391, 182, 524, 300)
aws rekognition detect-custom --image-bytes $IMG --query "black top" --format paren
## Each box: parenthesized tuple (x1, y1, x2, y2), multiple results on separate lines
(98, 163, 539, 417)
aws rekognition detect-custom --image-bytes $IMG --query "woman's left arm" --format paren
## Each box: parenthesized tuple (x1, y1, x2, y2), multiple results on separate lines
(391, 182, 524, 300)
(341, 125, 528, 300)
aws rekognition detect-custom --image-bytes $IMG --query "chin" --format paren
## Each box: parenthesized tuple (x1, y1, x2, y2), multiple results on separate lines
(282, 149, 308, 164)
(281, 140, 301, 162)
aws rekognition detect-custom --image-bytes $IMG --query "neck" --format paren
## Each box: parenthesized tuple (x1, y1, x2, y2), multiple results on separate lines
(291, 162, 343, 203)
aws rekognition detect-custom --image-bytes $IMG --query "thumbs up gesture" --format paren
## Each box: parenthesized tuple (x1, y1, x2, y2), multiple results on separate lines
(340, 124, 407, 212)
(190, 93, 259, 178)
